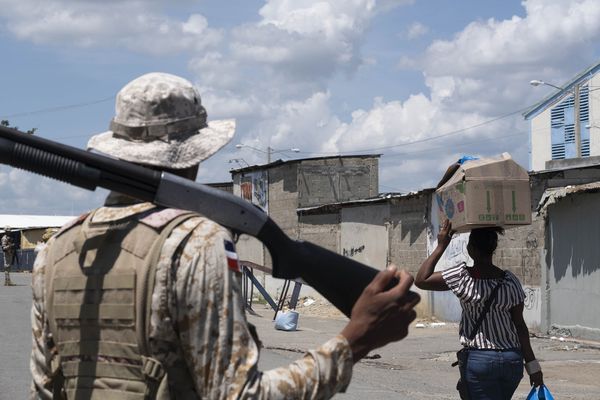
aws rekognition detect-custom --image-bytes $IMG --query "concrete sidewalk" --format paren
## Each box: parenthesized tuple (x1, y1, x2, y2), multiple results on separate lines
(250, 305, 600, 399)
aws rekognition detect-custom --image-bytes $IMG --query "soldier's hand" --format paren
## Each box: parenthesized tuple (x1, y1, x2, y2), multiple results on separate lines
(341, 265, 420, 362)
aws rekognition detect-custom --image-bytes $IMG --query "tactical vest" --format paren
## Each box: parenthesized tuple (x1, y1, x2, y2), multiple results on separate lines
(44, 208, 197, 400)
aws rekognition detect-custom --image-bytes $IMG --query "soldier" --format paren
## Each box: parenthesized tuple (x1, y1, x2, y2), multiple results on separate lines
(30, 72, 420, 399)
(2, 226, 16, 286)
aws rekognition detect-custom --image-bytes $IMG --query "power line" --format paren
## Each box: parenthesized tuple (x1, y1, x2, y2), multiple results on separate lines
(296, 105, 532, 157)
(379, 131, 528, 160)
(0, 96, 114, 119)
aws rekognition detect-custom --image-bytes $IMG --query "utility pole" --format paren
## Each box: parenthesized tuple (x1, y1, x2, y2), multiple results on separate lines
(267, 146, 273, 163)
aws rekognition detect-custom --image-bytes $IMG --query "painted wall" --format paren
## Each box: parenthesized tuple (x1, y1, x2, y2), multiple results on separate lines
(530, 107, 552, 171)
(340, 204, 389, 271)
(544, 190, 600, 340)
(426, 202, 468, 321)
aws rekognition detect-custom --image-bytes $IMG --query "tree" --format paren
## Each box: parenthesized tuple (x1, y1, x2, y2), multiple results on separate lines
(1, 119, 37, 135)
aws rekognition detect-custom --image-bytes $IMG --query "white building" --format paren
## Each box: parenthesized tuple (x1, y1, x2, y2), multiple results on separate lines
(524, 61, 600, 171)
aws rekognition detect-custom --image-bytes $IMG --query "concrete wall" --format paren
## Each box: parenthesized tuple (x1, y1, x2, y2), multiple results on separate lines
(297, 158, 378, 208)
(543, 190, 600, 340)
(530, 165, 600, 207)
(530, 107, 552, 171)
(298, 213, 340, 253)
(267, 163, 299, 238)
(388, 193, 431, 275)
(340, 204, 389, 270)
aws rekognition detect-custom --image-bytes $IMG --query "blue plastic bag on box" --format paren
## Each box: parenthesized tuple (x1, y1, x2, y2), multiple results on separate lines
(526, 385, 555, 400)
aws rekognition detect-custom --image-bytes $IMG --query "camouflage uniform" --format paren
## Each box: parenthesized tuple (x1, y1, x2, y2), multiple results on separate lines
(30, 195, 353, 399)
(2, 230, 15, 286)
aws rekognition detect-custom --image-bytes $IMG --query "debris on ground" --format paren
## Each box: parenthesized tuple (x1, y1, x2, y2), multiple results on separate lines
(293, 296, 347, 319)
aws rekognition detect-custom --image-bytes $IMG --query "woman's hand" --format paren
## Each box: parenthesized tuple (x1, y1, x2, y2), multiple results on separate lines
(530, 371, 543, 387)
(437, 220, 454, 248)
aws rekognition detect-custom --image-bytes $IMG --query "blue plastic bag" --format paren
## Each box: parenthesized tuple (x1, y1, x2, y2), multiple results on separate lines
(526, 385, 555, 400)
(274, 310, 299, 331)
(457, 155, 479, 165)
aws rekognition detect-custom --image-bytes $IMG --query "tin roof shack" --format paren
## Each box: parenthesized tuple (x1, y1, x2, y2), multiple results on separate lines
(0, 214, 74, 271)
(297, 190, 433, 314)
(230, 155, 380, 269)
(230, 155, 380, 300)
(435, 153, 531, 232)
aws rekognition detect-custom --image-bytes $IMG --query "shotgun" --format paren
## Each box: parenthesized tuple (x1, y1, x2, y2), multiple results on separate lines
(0, 125, 390, 317)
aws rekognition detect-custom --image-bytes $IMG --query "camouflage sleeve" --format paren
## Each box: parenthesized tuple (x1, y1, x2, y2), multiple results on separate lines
(29, 245, 54, 400)
(165, 217, 353, 399)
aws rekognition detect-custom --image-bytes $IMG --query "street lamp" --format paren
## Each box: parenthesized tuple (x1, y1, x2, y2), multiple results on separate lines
(530, 79, 582, 157)
(529, 80, 564, 91)
(236, 143, 300, 163)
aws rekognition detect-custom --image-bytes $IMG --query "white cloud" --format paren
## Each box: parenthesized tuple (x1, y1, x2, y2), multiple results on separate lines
(228, 0, 412, 83)
(313, 0, 600, 192)
(404, 22, 429, 39)
(0, 1, 222, 55)
(3, 0, 600, 205)
(419, 0, 600, 113)
(0, 167, 105, 214)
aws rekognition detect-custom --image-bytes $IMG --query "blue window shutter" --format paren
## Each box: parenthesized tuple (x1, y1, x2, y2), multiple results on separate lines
(550, 97, 568, 160)
(579, 86, 590, 157)
(564, 104, 574, 125)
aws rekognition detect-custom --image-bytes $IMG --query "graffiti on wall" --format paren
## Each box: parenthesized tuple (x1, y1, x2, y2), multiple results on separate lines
(240, 171, 268, 212)
(343, 244, 365, 258)
(445, 237, 469, 265)
(524, 287, 538, 310)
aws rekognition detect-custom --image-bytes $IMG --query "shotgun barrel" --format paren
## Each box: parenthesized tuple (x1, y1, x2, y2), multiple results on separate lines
(0, 125, 387, 317)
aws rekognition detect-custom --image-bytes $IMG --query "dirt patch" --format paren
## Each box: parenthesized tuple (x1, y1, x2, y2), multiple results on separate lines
(293, 297, 348, 320)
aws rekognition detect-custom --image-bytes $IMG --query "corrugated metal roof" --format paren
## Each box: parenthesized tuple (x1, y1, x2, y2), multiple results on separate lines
(537, 181, 600, 216)
(0, 215, 75, 230)
(297, 188, 435, 215)
(523, 60, 600, 120)
(229, 154, 381, 174)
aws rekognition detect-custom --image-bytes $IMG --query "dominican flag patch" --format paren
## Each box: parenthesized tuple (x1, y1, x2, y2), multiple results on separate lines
(224, 240, 241, 273)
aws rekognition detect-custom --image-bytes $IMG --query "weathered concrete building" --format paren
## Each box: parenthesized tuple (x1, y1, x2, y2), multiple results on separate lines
(297, 190, 433, 315)
(227, 152, 600, 340)
(525, 61, 600, 171)
(229, 155, 380, 294)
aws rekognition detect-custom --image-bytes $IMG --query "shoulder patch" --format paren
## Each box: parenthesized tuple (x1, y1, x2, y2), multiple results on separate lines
(224, 240, 241, 273)
(140, 208, 191, 229)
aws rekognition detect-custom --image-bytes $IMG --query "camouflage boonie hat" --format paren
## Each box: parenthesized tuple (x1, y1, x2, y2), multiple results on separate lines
(88, 72, 235, 169)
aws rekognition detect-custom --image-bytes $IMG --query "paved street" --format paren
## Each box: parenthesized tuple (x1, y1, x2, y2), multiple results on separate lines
(251, 306, 600, 399)
(2, 272, 600, 399)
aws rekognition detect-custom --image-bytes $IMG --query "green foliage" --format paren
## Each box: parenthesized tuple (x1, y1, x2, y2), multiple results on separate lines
(1, 119, 37, 134)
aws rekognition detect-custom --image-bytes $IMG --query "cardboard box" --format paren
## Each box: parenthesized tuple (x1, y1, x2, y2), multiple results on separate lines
(435, 153, 531, 232)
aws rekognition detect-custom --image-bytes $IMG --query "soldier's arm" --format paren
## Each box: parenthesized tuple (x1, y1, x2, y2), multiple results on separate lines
(170, 219, 353, 399)
(30, 246, 55, 400)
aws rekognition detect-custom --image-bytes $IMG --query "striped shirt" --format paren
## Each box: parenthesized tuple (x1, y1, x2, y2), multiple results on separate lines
(442, 263, 525, 350)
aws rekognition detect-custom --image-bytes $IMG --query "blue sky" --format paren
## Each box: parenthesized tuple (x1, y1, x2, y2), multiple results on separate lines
(1, 0, 599, 214)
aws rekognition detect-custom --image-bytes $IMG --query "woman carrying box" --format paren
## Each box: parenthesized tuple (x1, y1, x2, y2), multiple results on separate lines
(415, 220, 543, 400)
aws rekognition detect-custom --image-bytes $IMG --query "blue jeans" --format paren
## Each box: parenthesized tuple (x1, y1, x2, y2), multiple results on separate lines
(465, 349, 523, 400)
